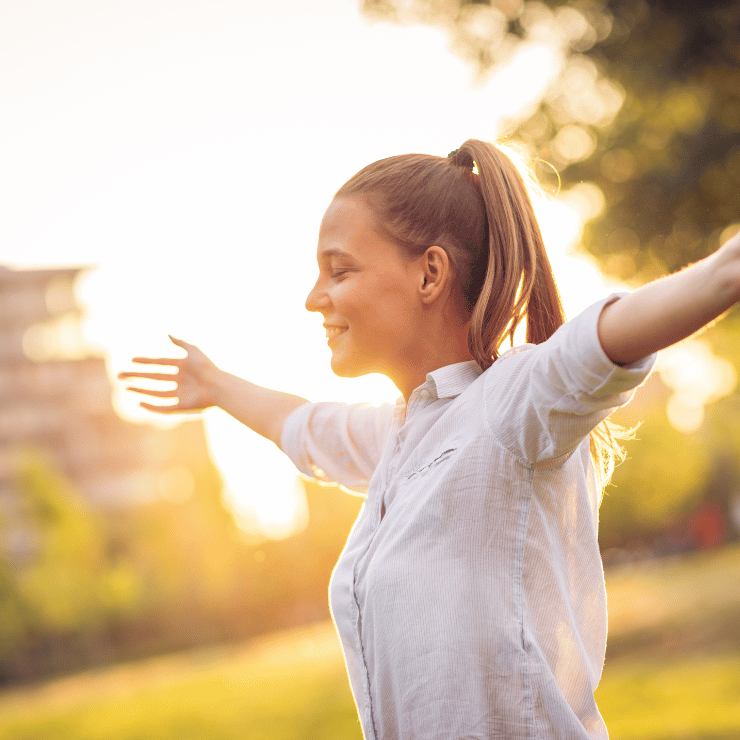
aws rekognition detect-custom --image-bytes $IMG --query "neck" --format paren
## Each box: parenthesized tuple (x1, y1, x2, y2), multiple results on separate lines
(391, 326, 474, 402)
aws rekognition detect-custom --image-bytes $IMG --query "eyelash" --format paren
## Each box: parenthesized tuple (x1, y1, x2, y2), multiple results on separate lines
(331, 270, 349, 279)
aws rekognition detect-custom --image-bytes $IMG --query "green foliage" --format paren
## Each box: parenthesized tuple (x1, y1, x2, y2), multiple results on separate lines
(598, 316, 740, 549)
(555, 0, 740, 277)
(0, 449, 363, 684)
(11, 456, 140, 634)
(0, 455, 142, 671)
(601, 407, 710, 547)
(0, 560, 32, 662)
(0, 451, 250, 681)
(361, 0, 740, 278)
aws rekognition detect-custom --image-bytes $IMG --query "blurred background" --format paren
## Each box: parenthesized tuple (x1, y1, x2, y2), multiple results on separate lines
(1, 0, 739, 737)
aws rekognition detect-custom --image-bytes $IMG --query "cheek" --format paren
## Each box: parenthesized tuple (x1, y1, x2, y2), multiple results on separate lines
(379, 281, 417, 318)
(329, 282, 358, 314)
(332, 278, 379, 318)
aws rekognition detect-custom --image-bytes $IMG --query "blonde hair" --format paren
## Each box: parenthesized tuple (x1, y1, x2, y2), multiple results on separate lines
(336, 138, 628, 490)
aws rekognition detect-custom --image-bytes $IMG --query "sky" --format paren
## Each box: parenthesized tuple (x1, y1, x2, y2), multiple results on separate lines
(2, 0, 732, 537)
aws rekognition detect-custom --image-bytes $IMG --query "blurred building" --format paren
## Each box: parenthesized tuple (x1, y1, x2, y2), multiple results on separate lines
(0, 264, 218, 562)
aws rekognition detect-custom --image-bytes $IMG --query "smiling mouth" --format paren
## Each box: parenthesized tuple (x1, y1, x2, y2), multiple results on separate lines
(326, 326, 348, 343)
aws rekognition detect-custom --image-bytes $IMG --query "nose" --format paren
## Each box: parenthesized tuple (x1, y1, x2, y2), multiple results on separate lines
(305, 276, 328, 314)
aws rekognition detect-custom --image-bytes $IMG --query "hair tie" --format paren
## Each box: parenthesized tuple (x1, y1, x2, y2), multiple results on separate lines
(447, 148, 474, 172)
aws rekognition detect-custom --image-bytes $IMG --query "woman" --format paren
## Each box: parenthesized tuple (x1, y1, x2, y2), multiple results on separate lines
(119, 140, 740, 739)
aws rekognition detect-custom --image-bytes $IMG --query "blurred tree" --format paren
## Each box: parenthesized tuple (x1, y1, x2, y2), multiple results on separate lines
(361, 0, 740, 279)
(0, 445, 363, 684)
(101, 456, 249, 653)
(14, 456, 135, 633)
(0, 560, 32, 673)
(601, 400, 710, 550)
(598, 318, 740, 551)
(0, 454, 141, 681)
(227, 480, 364, 637)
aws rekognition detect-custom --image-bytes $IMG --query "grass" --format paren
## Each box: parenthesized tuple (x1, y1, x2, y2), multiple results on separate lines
(0, 622, 362, 740)
(598, 653, 740, 740)
(596, 545, 740, 740)
(0, 545, 738, 739)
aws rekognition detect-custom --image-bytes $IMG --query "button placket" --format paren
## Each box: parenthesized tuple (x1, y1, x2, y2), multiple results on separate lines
(377, 406, 404, 523)
(349, 404, 404, 738)
(351, 387, 431, 735)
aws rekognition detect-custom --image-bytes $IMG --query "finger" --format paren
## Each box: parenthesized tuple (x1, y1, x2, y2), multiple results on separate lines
(139, 401, 191, 414)
(168, 335, 192, 350)
(130, 357, 182, 367)
(126, 387, 179, 398)
(118, 372, 178, 381)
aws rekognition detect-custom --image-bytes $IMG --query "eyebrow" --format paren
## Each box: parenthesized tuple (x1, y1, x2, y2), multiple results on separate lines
(318, 248, 357, 263)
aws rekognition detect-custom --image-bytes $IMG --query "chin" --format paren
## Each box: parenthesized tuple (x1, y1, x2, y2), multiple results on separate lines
(329, 351, 374, 379)
(330, 359, 365, 378)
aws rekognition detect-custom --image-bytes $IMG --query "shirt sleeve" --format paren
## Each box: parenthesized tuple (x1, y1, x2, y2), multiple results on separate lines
(484, 293, 656, 466)
(280, 401, 395, 495)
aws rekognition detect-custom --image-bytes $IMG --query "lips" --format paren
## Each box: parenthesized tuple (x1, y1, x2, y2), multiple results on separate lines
(326, 326, 348, 345)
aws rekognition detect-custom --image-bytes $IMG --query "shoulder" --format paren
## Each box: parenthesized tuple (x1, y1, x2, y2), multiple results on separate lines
(485, 292, 643, 385)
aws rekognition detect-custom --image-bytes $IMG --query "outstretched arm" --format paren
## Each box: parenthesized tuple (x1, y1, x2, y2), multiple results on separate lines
(118, 336, 309, 449)
(598, 231, 740, 366)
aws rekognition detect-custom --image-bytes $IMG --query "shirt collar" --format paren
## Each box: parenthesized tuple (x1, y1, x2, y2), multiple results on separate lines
(425, 360, 483, 399)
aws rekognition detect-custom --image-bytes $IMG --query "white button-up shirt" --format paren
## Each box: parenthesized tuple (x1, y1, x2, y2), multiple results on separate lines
(281, 295, 655, 740)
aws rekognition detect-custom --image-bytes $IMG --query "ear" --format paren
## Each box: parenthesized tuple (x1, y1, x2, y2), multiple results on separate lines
(418, 246, 452, 305)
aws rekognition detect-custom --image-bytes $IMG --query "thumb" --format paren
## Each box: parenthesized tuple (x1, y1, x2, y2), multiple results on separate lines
(168, 335, 190, 350)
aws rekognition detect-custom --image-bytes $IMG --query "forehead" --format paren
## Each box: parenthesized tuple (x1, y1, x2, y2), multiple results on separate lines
(316, 196, 387, 262)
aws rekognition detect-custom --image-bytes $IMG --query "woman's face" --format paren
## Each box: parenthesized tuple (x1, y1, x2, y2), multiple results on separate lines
(305, 196, 423, 380)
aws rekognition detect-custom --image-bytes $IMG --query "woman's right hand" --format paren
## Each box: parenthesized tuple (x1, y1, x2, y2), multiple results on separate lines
(117, 336, 221, 413)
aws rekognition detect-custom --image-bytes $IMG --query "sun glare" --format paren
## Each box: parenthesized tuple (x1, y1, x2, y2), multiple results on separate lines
(1, 0, 637, 538)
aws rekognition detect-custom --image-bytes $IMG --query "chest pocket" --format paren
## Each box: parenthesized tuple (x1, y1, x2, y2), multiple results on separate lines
(403, 447, 458, 482)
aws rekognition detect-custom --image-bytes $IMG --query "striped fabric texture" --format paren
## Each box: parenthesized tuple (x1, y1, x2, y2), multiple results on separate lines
(281, 294, 656, 740)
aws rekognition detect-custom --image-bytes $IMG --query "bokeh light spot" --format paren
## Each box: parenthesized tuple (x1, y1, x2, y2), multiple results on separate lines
(559, 181, 605, 222)
(552, 124, 596, 162)
(720, 223, 740, 246)
(659, 339, 738, 434)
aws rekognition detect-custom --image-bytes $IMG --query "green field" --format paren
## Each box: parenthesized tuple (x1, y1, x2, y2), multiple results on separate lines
(1, 546, 738, 740)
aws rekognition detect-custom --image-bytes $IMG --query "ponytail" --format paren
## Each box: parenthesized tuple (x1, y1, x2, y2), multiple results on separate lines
(450, 140, 565, 368)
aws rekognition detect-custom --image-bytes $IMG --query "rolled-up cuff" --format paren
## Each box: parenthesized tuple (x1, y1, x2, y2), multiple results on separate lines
(571, 292, 657, 399)
(279, 400, 316, 477)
